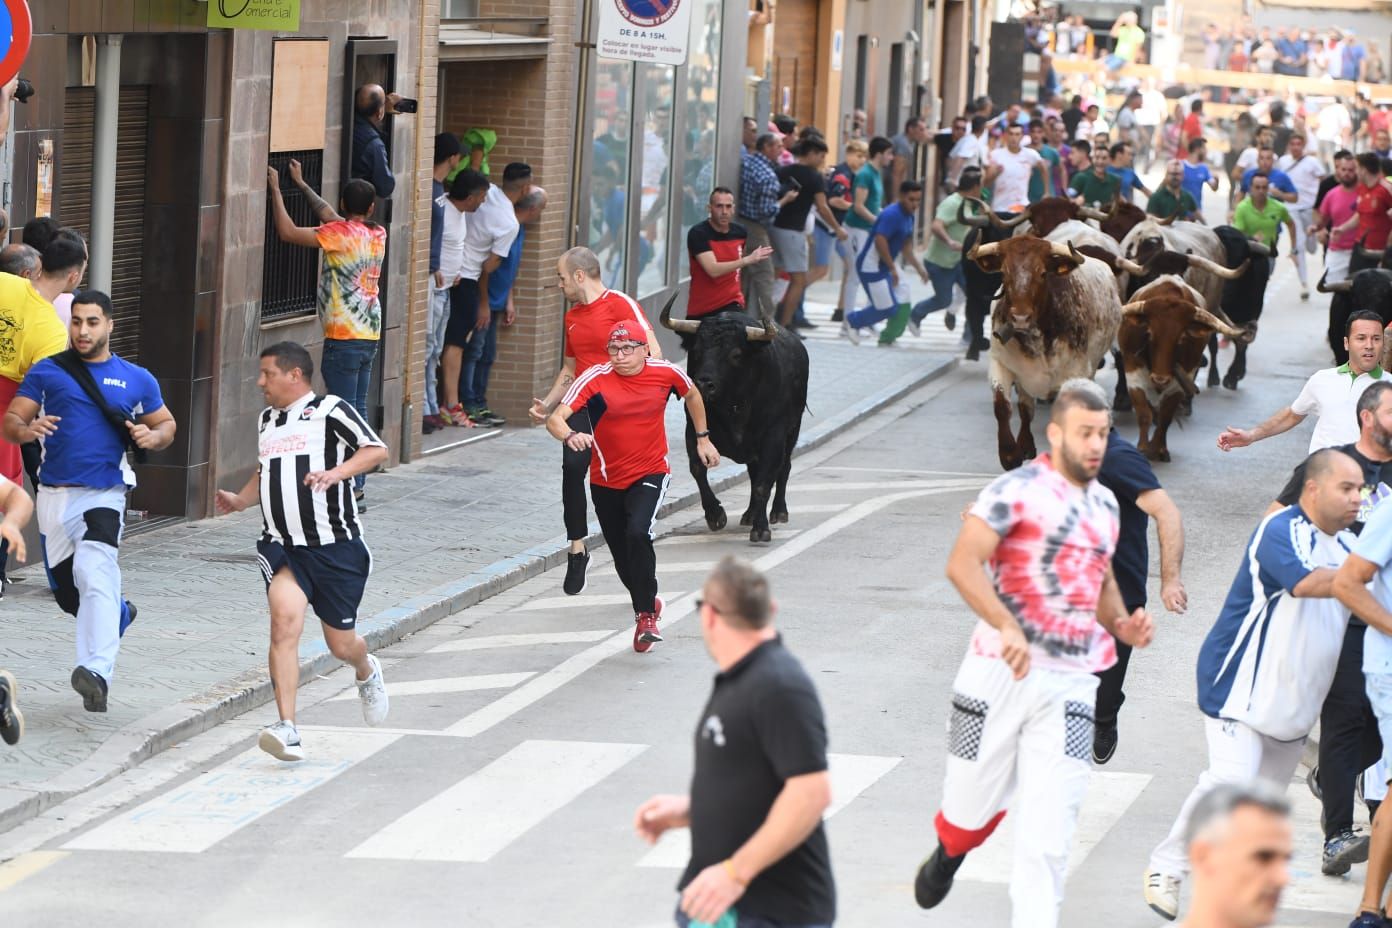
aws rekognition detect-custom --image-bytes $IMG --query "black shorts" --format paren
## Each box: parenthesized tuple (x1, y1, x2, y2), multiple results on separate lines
(256, 537, 371, 630)
(444, 277, 481, 349)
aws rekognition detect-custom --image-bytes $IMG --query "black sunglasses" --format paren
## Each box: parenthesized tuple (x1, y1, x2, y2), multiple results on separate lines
(694, 598, 722, 614)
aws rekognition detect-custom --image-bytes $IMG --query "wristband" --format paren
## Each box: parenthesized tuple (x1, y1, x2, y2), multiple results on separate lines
(722, 858, 748, 888)
(695, 430, 710, 438)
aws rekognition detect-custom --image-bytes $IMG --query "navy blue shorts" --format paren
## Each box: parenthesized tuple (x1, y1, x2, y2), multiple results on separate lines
(256, 537, 371, 630)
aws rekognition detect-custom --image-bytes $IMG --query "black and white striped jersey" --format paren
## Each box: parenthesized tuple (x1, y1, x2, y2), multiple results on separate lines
(256, 392, 386, 547)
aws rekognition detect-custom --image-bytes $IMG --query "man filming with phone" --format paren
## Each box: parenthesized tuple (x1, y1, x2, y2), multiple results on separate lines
(352, 83, 415, 201)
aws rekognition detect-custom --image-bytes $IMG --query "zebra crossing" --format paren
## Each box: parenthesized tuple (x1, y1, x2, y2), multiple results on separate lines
(797, 297, 970, 353)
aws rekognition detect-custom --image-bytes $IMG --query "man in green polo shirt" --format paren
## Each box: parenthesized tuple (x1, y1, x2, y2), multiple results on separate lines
(1233, 172, 1297, 258)
(1147, 160, 1201, 221)
(1071, 144, 1122, 208)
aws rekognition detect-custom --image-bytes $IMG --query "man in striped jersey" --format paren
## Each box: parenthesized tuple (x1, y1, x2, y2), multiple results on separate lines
(1143, 448, 1364, 921)
(546, 322, 718, 652)
(529, 246, 661, 598)
(214, 342, 390, 762)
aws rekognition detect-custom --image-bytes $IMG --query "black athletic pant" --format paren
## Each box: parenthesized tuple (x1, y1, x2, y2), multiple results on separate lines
(1319, 620, 1383, 839)
(1094, 603, 1142, 729)
(591, 472, 668, 615)
(562, 408, 595, 541)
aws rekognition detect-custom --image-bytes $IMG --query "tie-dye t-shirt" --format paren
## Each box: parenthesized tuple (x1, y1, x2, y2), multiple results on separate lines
(968, 453, 1121, 673)
(315, 220, 387, 341)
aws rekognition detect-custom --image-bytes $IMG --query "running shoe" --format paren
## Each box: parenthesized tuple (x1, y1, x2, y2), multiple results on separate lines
(357, 654, 390, 726)
(423, 413, 443, 434)
(830, 309, 844, 322)
(563, 550, 590, 595)
(913, 844, 965, 909)
(906, 317, 922, 338)
(1348, 911, 1387, 927)
(839, 319, 861, 345)
(120, 600, 137, 638)
(258, 720, 304, 762)
(70, 666, 108, 713)
(945, 311, 957, 331)
(472, 407, 506, 427)
(634, 612, 663, 653)
(1301, 289, 1310, 302)
(0, 669, 23, 745)
(1323, 828, 1371, 876)
(1092, 722, 1118, 765)
(445, 404, 477, 427)
(1143, 870, 1181, 921)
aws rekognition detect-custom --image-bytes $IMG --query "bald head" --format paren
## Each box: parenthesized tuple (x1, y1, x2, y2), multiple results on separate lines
(560, 246, 601, 279)
(0, 243, 40, 278)
(1301, 448, 1363, 535)
(517, 185, 548, 222)
(1307, 447, 1357, 484)
(354, 84, 385, 121)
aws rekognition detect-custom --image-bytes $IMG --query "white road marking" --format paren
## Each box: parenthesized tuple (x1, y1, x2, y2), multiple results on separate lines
(346, 740, 647, 862)
(445, 485, 991, 739)
(426, 630, 615, 653)
(326, 672, 535, 701)
(793, 479, 990, 493)
(784, 503, 851, 513)
(637, 752, 903, 868)
(956, 771, 1152, 883)
(62, 730, 401, 854)
(656, 530, 804, 545)
(656, 561, 717, 573)
(817, 466, 998, 478)
(515, 593, 686, 612)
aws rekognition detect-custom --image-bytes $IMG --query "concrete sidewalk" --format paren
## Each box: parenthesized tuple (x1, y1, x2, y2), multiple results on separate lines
(0, 317, 958, 831)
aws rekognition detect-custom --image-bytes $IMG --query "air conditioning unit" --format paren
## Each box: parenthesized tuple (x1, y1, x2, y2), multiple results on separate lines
(442, 0, 480, 18)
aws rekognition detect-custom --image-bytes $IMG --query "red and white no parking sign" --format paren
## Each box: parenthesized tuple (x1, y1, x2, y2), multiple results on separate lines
(0, 0, 32, 87)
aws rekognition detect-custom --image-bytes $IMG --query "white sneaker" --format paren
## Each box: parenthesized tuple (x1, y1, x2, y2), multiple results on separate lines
(357, 654, 389, 726)
(906, 318, 922, 337)
(258, 720, 304, 762)
(1143, 870, 1181, 921)
(840, 319, 861, 345)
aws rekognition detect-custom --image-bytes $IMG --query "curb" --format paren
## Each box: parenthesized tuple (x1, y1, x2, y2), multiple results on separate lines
(0, 355, 961, 834)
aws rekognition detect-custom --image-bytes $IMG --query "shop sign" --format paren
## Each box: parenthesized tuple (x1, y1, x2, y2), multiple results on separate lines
(597, 0, 694, 66)
(208, 0, 301, 32)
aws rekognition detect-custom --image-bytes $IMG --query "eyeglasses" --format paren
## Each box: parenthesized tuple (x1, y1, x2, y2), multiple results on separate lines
(607, 343, 644, 355)
(694, 598, 722, 614)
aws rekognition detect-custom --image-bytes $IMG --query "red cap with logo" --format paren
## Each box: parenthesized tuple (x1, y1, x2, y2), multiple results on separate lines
(608, 322, 648, 346)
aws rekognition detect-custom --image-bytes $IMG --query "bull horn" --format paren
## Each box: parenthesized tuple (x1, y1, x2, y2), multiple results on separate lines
(1078, 205, 1109, 221)
(1048, 240, 1084, 265)
(1120, 299, 1147, 316)
(1245, 239, 1271, 257)
(997, 205, 1033, 228)
(1318, 277, 1354, 293)
(1193, 306, 1251, 340)
(959, 197, 993, 228)
(1156, 212, 1178, 226)
(745, 315, 777, 341)
(968, 240, 1002, 262)
(658, 293, 702, 334)
(1186, 253, 1249, 280)
(1117, 257, 1148, 276)
(1358, 245, 1385, 260)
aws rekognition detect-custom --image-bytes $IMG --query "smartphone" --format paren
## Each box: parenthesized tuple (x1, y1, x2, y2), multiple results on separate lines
(393, 97, 419, 114)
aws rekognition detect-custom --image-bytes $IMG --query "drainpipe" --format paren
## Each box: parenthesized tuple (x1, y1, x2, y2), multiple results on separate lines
(90, 35, 122, 292)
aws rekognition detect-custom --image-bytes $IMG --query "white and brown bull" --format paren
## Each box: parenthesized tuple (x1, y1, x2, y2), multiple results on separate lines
(1118, 276, 1252, 462)
(969, 237, 1122, 470)
(1118, 217, 1230, 311)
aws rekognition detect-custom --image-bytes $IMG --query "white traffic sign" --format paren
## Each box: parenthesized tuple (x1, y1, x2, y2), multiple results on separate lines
(596, 0, 694, 66)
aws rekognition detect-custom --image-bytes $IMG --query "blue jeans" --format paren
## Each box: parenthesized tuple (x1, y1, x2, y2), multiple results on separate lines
(675, 906, 831, 928)
(911, 262, 966, 323)
(463, 309, 505, 409)
(321, 338, 377, 491)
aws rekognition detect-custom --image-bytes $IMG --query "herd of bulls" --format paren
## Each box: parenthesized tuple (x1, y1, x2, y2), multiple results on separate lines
(959, 197, 1274, 469)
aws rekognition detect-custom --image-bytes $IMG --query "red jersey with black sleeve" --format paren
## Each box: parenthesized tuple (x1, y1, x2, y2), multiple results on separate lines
(561, 358, 693, 489)
(563, 289, 655, 375)
(686, 219, 747, 317)
(1357, 182, 1392, 250)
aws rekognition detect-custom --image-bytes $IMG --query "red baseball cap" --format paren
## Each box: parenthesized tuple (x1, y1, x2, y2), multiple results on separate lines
(608, 322, 648, 346)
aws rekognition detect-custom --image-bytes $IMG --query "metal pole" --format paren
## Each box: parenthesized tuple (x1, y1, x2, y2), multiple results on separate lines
(90, 35, 122, 292)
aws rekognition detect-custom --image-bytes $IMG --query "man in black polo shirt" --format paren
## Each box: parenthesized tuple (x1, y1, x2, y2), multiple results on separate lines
(635, 557, 835, 927)
(686, 187, 772, 320)
(1093, 428, 1187, 765)
(1271, 378, 1392, 876)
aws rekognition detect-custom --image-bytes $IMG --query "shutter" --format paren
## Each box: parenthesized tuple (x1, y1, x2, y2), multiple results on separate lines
(57, 86, 149, 363)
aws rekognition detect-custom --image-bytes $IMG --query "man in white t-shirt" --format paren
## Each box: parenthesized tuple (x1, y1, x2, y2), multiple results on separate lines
(1230, 126, 1274, 189)
(1143, 448, 1362, 921)
(1276, 131, 1328, 300)
(947, 115, 988, 190)
(1218, 312, 1392, 454)
(984, 124, 1046, 213)
(1317, 99, 1353, 162)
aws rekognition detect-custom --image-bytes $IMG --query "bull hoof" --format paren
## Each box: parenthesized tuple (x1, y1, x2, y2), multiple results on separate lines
(1144, 446, 1170, 463)
(739, 509, 754, 527)
(1113, 392, 1133, 413)
(1222, 372, 1240, 391)
(749, 527, 772, 544)
(1207, 368, 1220, 388)
(770, 509, 789, 524)
(706, 507, 727, 531)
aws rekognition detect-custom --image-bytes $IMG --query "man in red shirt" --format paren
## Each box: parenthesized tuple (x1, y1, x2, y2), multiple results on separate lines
(546, 323, 720, 651)
(529, 247, 662, 596)
(685, 187, 773, 318)
(1181, 101, 1204, 152)
(1336, 152, 1392, 251)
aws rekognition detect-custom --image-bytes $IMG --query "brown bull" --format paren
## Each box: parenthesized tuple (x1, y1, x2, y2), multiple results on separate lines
(1118, 278, 1251, 462)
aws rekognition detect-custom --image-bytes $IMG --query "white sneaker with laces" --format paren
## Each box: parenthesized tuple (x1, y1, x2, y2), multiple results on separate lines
(906, 318, 922, 338)
(840, 319, 861, 345)
(1143, 870, 1181, 921)
(357, 654, 390, 726)
(258, 720, 304, 762)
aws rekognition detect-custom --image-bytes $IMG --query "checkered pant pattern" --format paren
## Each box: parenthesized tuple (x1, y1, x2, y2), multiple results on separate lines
(948, 695, 989, 762)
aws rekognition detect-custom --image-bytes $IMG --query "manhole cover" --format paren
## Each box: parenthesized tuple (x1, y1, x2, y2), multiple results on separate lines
(198, 553, 260, 564)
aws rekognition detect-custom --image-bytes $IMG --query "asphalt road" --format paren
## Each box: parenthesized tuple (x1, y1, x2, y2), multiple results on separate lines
(0, 259, 1368, 927)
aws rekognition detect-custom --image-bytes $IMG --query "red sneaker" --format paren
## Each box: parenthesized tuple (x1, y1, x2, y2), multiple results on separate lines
(633, 612, 663, 653)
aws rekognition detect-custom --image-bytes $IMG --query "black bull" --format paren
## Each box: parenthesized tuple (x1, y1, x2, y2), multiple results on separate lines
(659, 302, 810, 543)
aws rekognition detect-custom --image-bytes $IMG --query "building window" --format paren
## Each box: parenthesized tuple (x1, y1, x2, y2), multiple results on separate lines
(262, 150, 324, 323)
(679, 0, 723, 276)
(590, 59, 632, 291)
(636, 63, 675, 298)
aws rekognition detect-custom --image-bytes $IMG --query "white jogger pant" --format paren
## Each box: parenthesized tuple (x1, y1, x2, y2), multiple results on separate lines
(38, 486, 128, 681)
(936, 653, 1099, 928)
(1148, 716, 1306, 879)
(841, 227, 870, 309)
(1292, 207, 1315, 288)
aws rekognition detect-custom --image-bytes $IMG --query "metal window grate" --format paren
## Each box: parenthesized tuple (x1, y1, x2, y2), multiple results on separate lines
(262, 150, 324, 322)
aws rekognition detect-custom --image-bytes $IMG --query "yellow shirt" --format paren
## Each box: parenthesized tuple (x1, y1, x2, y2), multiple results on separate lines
(0, 273, 68, 383)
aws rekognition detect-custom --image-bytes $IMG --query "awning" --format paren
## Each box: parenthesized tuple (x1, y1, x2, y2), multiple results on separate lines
(439, 22, 551, 61)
